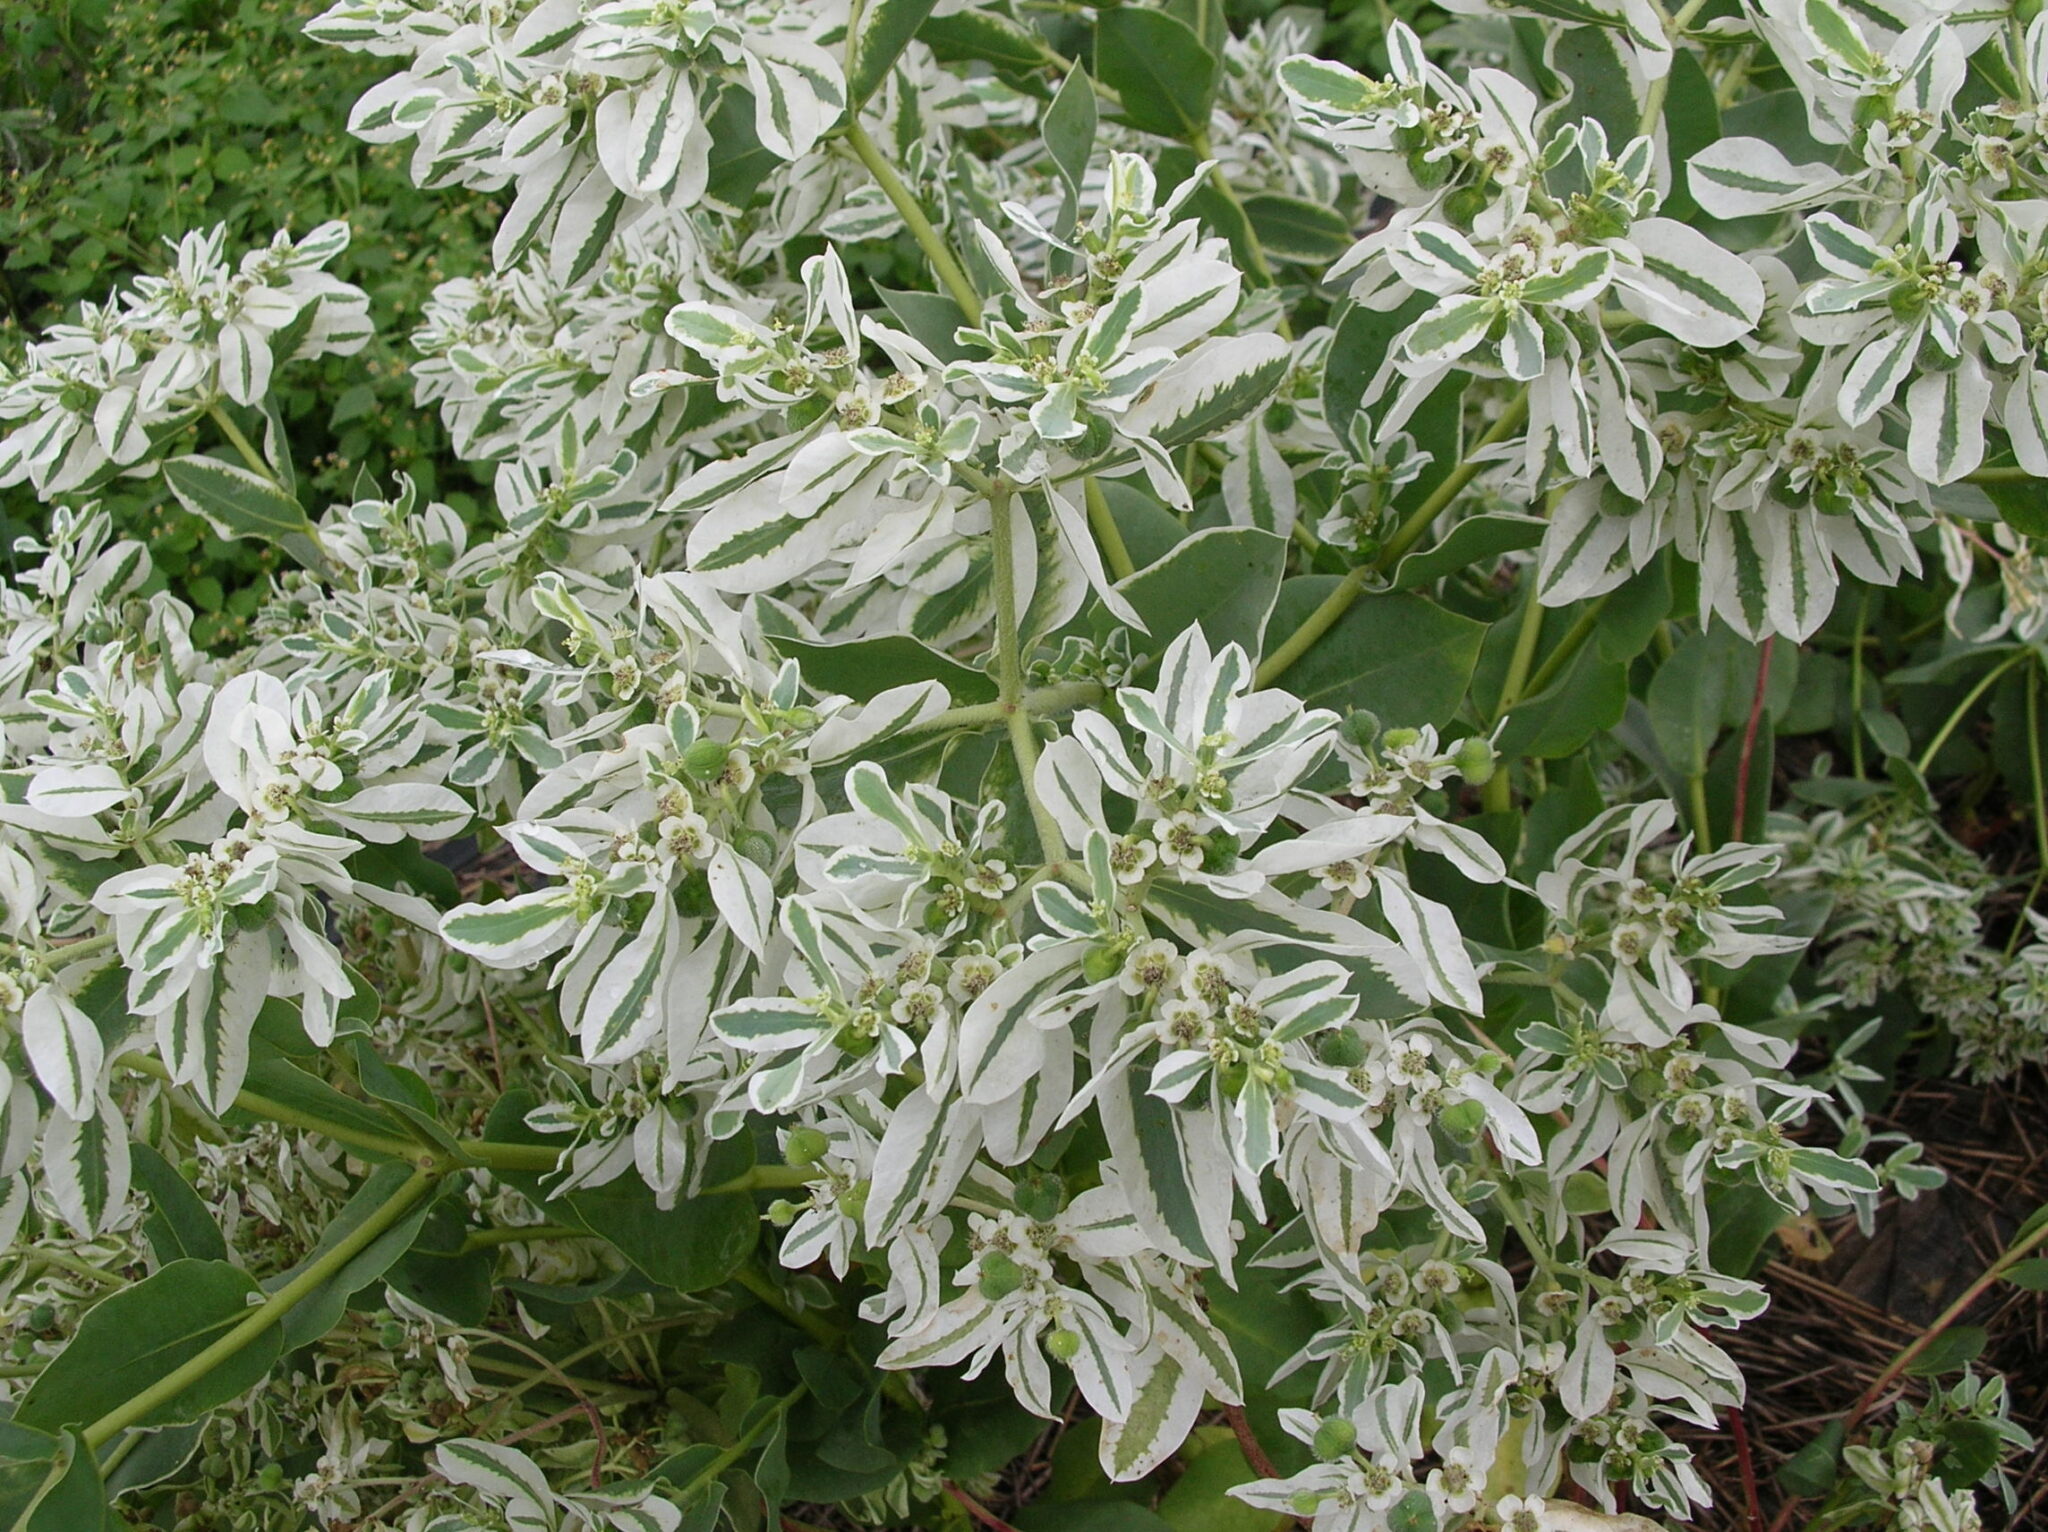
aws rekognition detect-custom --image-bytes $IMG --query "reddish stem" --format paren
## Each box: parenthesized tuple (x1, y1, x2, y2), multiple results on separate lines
(1225, 1403, 1282, 1480)
(1733, 636, 1775, 836)
(945, 1483, 1022, 1532)
(1729, 1406, 1766, 1532)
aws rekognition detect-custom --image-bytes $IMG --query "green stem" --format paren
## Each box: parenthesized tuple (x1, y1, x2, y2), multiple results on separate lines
(2029, 665, 2048, 879)
(1256, 566, 1365, 690)
(735, 1262, 842, 1349)
(844, 120, 982, 324)
(1517, 593, 1611, 703)
(905, 680, 1105, 737)
(1083, 475, 1136, 581)
(458, 1223, 593, 1255)
(1260, 392, 1531, 692)
(1481, 584, 1548, 813)
(705, 1163, 817, 1196)
(206, 404, 275, 483)
(1914, 649, 2031, 776)
(676, 1382, 809, 1498)
(989, 487, 1069, 864)
(1374, 389, 1531, 571)
(1964, 466, 2037, 484)
(83, 1168, 440, 1449)
(1687, 770, 1715, 854)
(118, 1051, 562, 1173)
(1850, 589, 1870, 779)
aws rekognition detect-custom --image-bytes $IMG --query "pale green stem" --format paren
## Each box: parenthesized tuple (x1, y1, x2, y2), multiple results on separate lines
(84, 1168, 440, 1449)
(1083, 475, 1136, 581)
(1482, 584, 1548, 813)
(905, 680, 1105, 738)
(1914, 649, 2032, 776)
(118, 1051, 562, 1172)
(1259, 391, 1531, 691)
(989, 487, 1069, 864)
(843, 120, 983, 324)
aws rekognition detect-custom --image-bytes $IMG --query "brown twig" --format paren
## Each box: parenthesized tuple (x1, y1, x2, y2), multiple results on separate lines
(1224, 1403, 1281, 1480)
(945, 1483, 1023, 1532)
(1728, 1406, 1765, 1532)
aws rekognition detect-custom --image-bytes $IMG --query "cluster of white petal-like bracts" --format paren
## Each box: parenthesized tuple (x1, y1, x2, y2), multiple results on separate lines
(0, 223, 369, 497)
(309, 0, 848, 286)
(636, 160, 1291, 643)
(1277, 8, 2048, 644)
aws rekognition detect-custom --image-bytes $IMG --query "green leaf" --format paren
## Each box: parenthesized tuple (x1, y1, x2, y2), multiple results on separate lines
(2002, 1257, 2048, 1291)
(1981, 477, 2048, 538)
(1260, 583, 1485, 730)
(1323, 295, 1431, 449)
(14, 1430, 104, 1532)
(1157, 1429, 1286, 1532)
(1776, 1419, 1843, 1497)
(1044, 65, 1098, 196)
(767, 632, 996, 704)
(131, 1143, 228, 1266)
(1498, 647, 1629, 759)
(1553, 23, 1643, 147)
(268, 1164, 445, 1349)
(1117, 527, 1286, 660)
(876, 285, 976, 363)
(564, 1167, 759, 1293)
(345, 1036, 463, 1156)
(15, 1260, 282, 1435)
(0, 1422, 62, 1530)
(916, 8, 1049, 81)
(1388, 513, 1545, 592)
(1658, 49, 1720, 222)
(1239, 193, 1353, 265)
(848, 0, 940, 103)
(161, 454, 316, 551)
(232, 1054, 410, 1160)
(1647, 628, 1735, 774)
(1094, 8, 1217, 141)
(1903, 1325, 1987, 1376)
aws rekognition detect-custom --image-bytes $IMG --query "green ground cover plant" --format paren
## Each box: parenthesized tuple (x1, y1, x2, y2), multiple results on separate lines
(0, 0, 2043, 1529)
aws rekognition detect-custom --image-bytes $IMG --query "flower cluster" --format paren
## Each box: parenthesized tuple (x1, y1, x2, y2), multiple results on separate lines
(1, 1, 2043, 1529)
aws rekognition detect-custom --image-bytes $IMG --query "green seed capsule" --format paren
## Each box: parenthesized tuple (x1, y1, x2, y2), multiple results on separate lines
(1081, 944, 1123, 984)
(783, 1126, 830, 1167)
(1340, 710, 1382, 750)
(1312, 1416, 1358, 1460)
(1044, 1327, 1082, 1362)
(1317, 1028, 1367, 1068)
(680, 738, 731, 781)
(1013, 1170, 1067, 1223)
(1452, 736, 1496, 786)
(978, 1251, 1025, 1301)
(1381, 726, 1421, 752)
